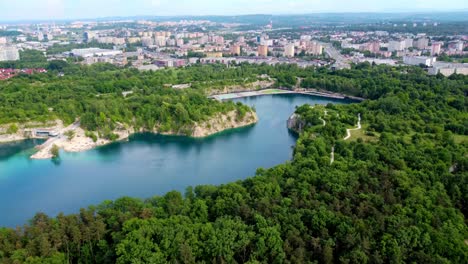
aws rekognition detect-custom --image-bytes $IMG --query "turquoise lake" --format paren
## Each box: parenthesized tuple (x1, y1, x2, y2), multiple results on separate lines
(0, 94, 349, 227)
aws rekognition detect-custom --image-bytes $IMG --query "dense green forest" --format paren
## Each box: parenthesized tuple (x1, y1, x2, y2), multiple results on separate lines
(0, 62, 255, 138)
(0, 63, 467, 263)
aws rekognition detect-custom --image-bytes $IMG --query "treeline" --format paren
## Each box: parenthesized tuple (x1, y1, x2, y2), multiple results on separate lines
(0, 63, 467, 263)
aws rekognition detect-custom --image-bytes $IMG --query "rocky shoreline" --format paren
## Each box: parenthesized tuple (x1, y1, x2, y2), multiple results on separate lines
(1, 110, 258, 160)
(287, 113, 306, 134)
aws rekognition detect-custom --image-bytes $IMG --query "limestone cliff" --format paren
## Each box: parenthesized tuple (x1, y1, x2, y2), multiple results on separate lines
(12, 111, 258, 160)
(191, 110, 257, 137)
(207, 80, 274, 96)
(158, 110, 258, 137)
(287, 113, 306, 134)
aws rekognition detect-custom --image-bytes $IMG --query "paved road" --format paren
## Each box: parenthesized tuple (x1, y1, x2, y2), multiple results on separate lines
(322, 42, 351, 70)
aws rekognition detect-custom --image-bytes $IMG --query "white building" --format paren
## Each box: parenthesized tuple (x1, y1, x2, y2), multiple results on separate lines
(307, 41, 323, 55)
(415, 38, 429, 50)
(428, 62, 468, 76)
(284, 44, 295, 57)
(84, 31, 97, 42)
(70, 48, 122, 58)
(403, 56, 436, 67)
(141, 37, 154, 47)
(97, 37, 125, 45)
(404, 38, 413, 49)
(154, 36, 166, 46)
(388, 40, 405, 52)
(431, 42, 442, 56)
(0, 46, 20, 61)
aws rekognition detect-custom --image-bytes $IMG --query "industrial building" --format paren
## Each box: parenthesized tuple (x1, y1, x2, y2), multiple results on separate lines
(70, 48, 123, 58)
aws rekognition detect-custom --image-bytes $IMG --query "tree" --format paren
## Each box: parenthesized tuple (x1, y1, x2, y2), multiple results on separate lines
(50, 144, 60, 158)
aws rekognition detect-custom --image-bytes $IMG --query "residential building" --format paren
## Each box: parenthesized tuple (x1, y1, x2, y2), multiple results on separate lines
(230, 44, 241, 56)
(431, 42, 442, 56)
(284, 44, 295, 57)
(155, 36, 166, 46)
(83, 31, 97, 42)
(205, 52, 223, 58)
(307, 41, 323, 55)
(141, 37, 154, 47)
(404, 38, 413, 49)
(415, 38, 429, 49)
(388, 40, 405, 52)
(258, 45, 268, 57)
(176, 38, 184, 47)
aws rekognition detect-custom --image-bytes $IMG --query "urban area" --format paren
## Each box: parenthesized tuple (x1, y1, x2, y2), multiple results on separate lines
(1, 17, 467, 80)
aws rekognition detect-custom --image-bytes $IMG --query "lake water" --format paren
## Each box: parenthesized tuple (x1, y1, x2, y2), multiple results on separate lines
(0, 94, 349, 227)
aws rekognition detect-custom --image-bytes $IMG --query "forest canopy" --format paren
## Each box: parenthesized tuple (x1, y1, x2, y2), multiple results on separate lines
(0, 63, 467, 263)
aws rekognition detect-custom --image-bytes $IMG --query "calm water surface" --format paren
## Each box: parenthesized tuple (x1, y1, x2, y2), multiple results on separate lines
(0, 94, 348, 227)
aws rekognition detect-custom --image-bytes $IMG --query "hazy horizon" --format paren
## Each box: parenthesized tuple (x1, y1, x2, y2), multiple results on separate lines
(0, 0, 467, 22)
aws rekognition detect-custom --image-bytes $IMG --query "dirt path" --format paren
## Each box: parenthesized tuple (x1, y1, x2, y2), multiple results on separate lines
(344, 113, 361, 140)
(330, 145, 335, 165)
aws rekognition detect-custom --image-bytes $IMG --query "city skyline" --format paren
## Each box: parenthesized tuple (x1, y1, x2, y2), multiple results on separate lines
(0, 0, 467, 22)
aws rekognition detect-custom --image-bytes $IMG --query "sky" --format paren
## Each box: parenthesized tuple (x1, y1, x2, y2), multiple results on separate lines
(0, 0, 467, 22)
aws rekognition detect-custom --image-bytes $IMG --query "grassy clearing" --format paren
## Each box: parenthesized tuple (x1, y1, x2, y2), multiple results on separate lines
(453, 134, 468, 144)
(348, 124, 380, 142)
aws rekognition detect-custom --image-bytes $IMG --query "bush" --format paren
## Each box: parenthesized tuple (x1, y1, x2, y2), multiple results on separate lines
(6, 124, 19, 134)
(85, 131, 98, 142)
(50, 144, 60, 158)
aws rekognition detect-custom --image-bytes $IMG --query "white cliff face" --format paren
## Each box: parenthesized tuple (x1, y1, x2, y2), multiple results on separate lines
(29, 110, 258, 159)
(287, 113, 305, 133)
(191, 110, 257, 137)
(207, 80, 275, 95)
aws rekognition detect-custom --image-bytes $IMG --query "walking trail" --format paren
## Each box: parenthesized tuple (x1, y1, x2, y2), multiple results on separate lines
(344, 113, 361, 140)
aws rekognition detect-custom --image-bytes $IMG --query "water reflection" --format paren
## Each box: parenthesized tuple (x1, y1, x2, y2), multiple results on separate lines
(0, 94, 349, 227)
(0, 139, 45, 162)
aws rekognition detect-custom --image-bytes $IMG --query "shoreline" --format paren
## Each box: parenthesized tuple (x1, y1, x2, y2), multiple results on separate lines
(1, 110, 258, 160)
(211, 88, 365, 102)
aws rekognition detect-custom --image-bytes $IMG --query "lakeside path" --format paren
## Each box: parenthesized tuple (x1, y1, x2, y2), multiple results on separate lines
(344, 113, 361, 140)
(210, 89, 295, 100)
(211, 88, 365, 101)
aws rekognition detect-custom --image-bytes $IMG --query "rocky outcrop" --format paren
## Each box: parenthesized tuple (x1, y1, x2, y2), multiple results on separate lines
(158, 110, 258, 137)
(207, 80, 274, 96)
(191, 110, 257, 137)
(28, 111, 258, 159)
(287, 113, 306, 133)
